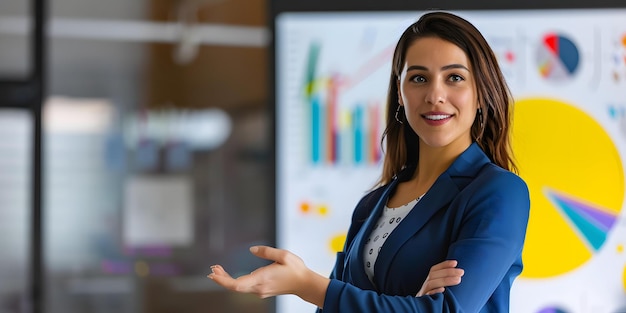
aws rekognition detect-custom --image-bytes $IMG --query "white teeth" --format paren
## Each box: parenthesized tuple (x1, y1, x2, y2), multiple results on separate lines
(424, 114, 451, 120)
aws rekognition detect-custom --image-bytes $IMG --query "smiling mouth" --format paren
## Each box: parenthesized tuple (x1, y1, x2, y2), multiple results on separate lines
(422, 114, 452, 121)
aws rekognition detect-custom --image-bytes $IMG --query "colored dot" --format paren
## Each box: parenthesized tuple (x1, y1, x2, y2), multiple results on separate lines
(329, 233, 346, 253)
(618, 244, 624, 253)
(609, 106, 618, 119)
(135, 261, 150, 277)
(300, 202, 310, 213)
(505, 51, 515, 63)
(622, 34, 626, 47)
(317, 205, 328, 216)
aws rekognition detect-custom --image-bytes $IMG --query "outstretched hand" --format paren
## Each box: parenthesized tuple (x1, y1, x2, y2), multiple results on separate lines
(416, 260, 464, 297)
(208, 246, 329, 307)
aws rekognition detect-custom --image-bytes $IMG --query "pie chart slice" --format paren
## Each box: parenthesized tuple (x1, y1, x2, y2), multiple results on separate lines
(537, 33, 580, 80)
(512, 98, 624, 278)
(545, 188, 618, 251)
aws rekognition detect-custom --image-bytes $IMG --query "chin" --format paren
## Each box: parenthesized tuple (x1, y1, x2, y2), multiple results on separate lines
(419, 136, 471, 151)
(419, 139, 452, 149)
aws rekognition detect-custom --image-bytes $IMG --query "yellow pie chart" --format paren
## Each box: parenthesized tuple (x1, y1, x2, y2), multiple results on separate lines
(512, 98, 624, 278)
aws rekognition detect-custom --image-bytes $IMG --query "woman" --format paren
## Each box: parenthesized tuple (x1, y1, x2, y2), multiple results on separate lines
(209, 11, 530, 313)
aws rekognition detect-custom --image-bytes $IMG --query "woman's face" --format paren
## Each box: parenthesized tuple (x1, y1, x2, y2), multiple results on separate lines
(397, 36, 478, 152)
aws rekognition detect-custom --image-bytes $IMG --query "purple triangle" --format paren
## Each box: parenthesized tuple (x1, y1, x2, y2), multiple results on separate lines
(550, 190, 617, 231)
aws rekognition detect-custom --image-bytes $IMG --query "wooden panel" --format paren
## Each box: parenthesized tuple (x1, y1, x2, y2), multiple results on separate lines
(145, 0, 268, 111)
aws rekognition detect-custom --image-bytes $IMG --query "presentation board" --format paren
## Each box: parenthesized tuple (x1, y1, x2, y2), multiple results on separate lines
(275, 9, 626, 313)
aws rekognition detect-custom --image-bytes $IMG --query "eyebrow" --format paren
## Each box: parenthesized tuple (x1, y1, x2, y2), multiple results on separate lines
(407, 64, 470, 72)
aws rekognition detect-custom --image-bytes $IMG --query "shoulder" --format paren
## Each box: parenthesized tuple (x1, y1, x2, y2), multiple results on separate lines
(473, 163, 529, 196)
(460, 164, 530, 220)
(351, 185, 387, 221)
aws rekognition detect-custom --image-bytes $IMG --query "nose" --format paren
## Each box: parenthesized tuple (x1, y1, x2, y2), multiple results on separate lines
(424, 81, 445, 104)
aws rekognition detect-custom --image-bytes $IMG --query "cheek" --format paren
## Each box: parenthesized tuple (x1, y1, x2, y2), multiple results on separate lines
(455, 90, 478, 112)
(399, 86, 424, 106)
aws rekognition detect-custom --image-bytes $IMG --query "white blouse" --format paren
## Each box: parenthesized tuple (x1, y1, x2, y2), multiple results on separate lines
(363, 195, 424, 283)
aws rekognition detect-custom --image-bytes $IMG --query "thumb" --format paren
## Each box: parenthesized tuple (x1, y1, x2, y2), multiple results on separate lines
(250, 246, 291, 264)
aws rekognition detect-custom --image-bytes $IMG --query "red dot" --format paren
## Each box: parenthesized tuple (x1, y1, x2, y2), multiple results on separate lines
(505, 51, 515, 63)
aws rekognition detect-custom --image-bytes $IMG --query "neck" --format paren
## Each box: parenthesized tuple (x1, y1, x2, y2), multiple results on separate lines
(414, 140, 471, 184)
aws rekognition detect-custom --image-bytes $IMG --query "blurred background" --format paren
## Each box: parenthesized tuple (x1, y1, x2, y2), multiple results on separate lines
(2, 0, 626, 313)
(1, 0, 272, 312)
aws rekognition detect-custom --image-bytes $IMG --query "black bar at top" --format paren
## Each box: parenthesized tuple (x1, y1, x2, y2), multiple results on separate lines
(270, 0, 626, 15)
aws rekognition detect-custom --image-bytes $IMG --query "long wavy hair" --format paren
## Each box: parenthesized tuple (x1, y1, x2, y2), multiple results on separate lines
(377, 11, 517, 186)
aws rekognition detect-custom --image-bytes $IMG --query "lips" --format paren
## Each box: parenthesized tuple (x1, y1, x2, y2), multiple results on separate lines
(422, 114, 452, 121)
(421, 112, 453, 125)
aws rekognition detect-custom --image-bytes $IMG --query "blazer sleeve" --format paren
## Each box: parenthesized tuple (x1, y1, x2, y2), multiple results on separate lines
(315, 188, 384, 313)
(444, 172, 530, 312)
(318, 172, 530, 313)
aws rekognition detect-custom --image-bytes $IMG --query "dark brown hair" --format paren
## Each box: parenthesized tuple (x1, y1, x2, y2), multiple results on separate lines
(378, 11, 517, 186)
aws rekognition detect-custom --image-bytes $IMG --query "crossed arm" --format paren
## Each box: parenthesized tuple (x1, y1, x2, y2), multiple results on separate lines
(208, 245, 463, 308)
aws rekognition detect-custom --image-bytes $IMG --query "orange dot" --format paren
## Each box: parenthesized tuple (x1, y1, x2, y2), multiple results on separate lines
(318, 205, 329, 216)
(300, 202, 310, 213)
(622, 34, 626, 47)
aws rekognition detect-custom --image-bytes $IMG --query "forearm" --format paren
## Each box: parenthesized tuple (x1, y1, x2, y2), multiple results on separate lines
(323, 280, 462, 313)
(297, 269, 331, 308)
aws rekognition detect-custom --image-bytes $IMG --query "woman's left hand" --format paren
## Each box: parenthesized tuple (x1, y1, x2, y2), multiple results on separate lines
(416, 260, 464, 296)
(208, 246, 329, 307)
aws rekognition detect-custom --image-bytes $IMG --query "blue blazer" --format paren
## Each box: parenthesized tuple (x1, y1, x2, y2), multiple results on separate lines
(317, 143, 530, 313)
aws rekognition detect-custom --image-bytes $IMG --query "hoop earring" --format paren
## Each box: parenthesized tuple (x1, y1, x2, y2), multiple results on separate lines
(475, 107, 485, 141)
(395, 105, 403, 124)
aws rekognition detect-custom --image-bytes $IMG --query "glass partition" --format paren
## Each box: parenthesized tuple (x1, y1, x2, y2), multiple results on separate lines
(41, 2, 272, 312)
(0, 109, 31, 313)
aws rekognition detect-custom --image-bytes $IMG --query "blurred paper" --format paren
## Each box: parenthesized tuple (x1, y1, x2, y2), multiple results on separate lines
(123, 175, 193, 246)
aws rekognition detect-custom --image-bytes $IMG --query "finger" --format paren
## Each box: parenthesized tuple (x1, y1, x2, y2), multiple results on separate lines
(420, 271, 463, 291)
(427, 268, 465, 280)
(423, 275, 462, 290)
(210, 270, 258, 293)
(208, 265, 236, 286)
(430, 260, 458, 271)
(425, 287, 445, 295)
(208, 265, 251, 290)
(209, 265, 228, 276)
(208, 265, 234, 282)
(249, 246, 292, 264)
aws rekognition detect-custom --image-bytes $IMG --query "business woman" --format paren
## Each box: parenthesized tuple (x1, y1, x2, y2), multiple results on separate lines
(209, 11, 530, 313)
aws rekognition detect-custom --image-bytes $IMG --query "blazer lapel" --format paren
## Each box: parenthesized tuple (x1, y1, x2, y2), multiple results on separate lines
(344, 178, 400, 290)
(373, 143, 491, 289)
